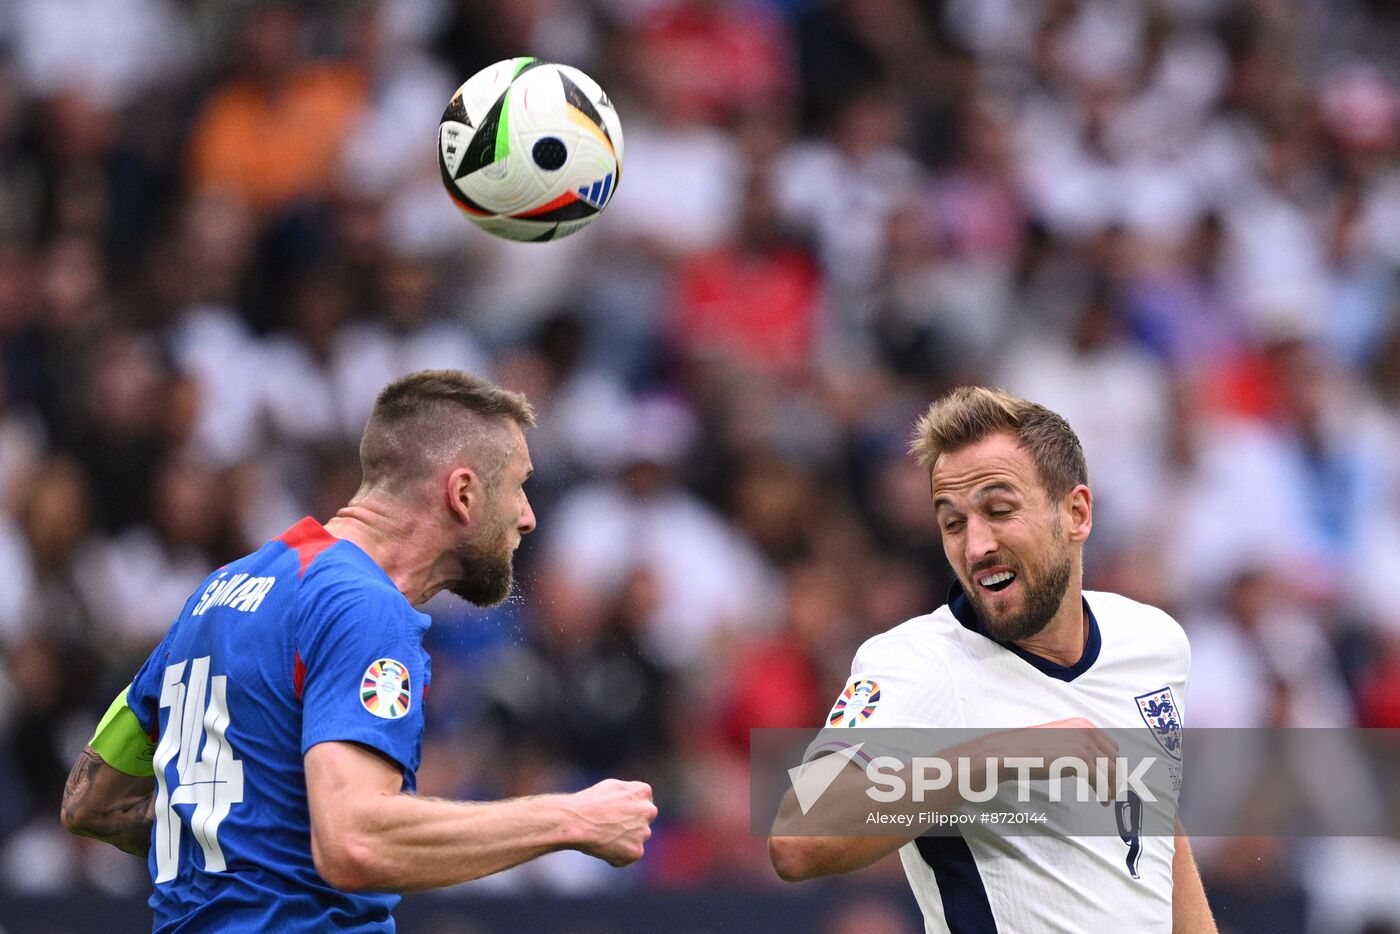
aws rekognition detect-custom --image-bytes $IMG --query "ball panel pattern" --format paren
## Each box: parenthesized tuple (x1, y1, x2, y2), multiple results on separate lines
(457, 89, 510, 178)
(438, 58, 622, 241)
(532, 137, 568, 170)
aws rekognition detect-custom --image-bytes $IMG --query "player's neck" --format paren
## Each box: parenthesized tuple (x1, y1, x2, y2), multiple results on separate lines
(1008, 583, 1088, 667)
(325, 500, 441, 605)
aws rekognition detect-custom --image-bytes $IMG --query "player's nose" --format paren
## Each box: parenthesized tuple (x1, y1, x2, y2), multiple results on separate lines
(965, 516, 998, 562)
(518, 493, 537, 535)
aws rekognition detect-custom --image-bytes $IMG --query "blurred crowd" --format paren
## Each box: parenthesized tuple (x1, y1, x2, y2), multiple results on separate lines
(2, 0, 1400, 930)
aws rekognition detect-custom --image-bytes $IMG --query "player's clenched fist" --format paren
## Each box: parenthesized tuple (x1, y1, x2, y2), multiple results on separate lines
(971, 717, 1122, 803)
(565, 779, 658, 867)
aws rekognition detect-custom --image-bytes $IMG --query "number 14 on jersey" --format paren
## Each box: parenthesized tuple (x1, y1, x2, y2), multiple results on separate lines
(152, 656, 246, 883)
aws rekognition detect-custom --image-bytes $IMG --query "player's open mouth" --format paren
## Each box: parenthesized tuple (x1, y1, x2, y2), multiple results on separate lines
(978, 570, 1016, 593)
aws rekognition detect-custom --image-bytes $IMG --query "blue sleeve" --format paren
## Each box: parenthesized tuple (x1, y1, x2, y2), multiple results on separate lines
(298, 581, 426, 777)
(126, 580, 212, 736)
(128, 625, 178, 737)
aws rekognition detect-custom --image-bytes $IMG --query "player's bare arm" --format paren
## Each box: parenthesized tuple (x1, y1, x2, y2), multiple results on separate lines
(61, 746, 156, 857)
(61, 686, 157, 857)
(305, 741, 656, 892)
(1171, 822, 1218, 934)
(770, 718, 1120, 882)
(769, 758, 915, 882)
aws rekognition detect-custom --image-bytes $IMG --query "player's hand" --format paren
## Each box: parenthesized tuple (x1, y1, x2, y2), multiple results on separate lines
(973, 717, 1121, 804)
(564, 779, 657, 867)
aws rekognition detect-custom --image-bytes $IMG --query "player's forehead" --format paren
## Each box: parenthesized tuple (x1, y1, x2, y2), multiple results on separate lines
(445, 417, 530, 482)
(502, 420, 533, 474)
(929, 433, 1038, 505)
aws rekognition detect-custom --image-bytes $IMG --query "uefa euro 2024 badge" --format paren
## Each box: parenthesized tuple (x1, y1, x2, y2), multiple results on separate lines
(827, 679, 881, 728)
(361, 659, 412, 720)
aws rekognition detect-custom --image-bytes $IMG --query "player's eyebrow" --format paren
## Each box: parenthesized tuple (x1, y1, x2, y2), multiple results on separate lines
(933, 481, 1017, 512)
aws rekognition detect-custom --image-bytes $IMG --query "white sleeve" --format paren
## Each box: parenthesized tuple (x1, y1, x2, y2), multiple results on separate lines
(829, 632, 962, 729)
(1152, 605, 1192, 727)
(804, 631, 962, 764)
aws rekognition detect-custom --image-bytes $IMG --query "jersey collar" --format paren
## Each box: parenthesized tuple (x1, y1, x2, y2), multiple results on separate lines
(947, 582, 1101, 682)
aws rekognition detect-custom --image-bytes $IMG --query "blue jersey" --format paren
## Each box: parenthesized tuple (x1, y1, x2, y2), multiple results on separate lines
(128, 517, 432, 933)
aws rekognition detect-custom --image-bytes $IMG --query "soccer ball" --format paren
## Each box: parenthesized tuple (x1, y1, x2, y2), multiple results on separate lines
(437, 58, 624, 242)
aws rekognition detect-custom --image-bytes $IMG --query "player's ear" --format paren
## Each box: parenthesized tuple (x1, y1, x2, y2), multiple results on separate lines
(1065, 484, 1092, 543)
(446, 466, 480, 526)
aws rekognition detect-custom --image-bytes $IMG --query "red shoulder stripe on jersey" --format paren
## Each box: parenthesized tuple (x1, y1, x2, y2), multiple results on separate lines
(276, 516, 338, 578)
(293, 650, 306, 702)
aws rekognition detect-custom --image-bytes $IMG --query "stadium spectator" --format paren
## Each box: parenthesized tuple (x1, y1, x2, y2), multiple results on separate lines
(671, 175, 823, 376)
(187, 2, 369, 215)
(543, 394, 782, 669)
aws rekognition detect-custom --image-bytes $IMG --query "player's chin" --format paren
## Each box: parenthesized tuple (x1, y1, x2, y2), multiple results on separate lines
(976, 591, 1030, 642)
(977, 583, 1027, 628)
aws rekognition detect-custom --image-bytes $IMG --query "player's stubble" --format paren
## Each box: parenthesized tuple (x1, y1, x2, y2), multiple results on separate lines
(964, 517, 1074, 644)
(445, 500, 518, 608)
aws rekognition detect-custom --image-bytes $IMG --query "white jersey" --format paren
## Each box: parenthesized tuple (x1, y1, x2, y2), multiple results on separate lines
(825, 585, 1190, 934)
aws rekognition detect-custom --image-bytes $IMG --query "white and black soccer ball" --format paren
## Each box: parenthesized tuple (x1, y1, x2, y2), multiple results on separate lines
(438, 58, 624, 242)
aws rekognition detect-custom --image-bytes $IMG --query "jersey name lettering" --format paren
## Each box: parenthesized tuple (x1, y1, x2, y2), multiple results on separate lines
(192, 574, 276, 616)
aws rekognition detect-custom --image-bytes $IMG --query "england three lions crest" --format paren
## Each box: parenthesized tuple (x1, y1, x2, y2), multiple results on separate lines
(1135, 686, 1182, 760)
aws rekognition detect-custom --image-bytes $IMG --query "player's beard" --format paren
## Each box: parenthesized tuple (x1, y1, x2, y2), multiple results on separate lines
(966, 534, 1074, 644)
(446, 524, 516, 607)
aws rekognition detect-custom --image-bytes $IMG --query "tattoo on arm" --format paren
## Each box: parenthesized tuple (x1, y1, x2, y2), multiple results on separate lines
(62, 747, 156, 857)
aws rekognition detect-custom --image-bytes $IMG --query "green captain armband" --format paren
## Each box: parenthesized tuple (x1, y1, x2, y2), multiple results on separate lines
(89, 686, 156, 777)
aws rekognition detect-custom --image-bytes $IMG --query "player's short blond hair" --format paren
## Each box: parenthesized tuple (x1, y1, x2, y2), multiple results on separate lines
(360, 369, 536, 495)
(909, 387, 1087, 499)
